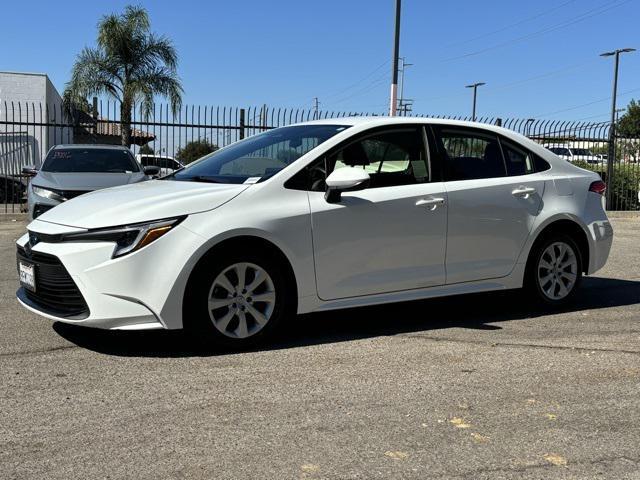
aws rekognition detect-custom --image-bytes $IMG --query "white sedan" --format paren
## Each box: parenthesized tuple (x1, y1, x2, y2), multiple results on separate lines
(16, 118, 613, 348)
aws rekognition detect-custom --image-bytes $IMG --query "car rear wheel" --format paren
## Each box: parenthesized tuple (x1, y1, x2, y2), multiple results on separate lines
(526, 234, 583, 305)
(184, 250, 292, 348)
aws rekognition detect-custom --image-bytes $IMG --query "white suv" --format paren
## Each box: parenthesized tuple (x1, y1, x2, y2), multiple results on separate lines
(544, 144, 603, 164)
(135, 154, 184, 177)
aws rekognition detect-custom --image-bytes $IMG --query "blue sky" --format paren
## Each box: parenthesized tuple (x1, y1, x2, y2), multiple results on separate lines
(1, 0, 638, 120)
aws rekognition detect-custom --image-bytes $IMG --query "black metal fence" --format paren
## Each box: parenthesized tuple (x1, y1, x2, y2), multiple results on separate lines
(1, 99, 638, 212)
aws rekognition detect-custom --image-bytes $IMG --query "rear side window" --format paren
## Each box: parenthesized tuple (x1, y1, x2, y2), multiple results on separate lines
(435, 128, 506, 181)
(501, 141, 534, 176)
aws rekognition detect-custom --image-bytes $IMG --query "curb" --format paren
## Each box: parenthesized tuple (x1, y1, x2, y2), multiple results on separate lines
(606, 211, 640, 218)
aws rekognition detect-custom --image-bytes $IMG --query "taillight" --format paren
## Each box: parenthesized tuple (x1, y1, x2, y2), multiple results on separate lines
(589, 180, 606, 196)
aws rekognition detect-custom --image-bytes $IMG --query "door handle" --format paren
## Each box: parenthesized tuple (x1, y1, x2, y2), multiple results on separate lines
(512, 186, 537, 198)
(416, 197, 445, 210)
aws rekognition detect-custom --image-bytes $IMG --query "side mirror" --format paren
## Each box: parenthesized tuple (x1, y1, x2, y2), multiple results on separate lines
(22, 165, 38, 177)
(324, 167, 370, 203)
(143, 166, 161, 177)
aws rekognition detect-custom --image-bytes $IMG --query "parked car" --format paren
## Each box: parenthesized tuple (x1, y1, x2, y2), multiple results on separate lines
(24, 145, 160, 219)
(17, 118, 613, 348)
(135, 154, 184, 178)
(543, 143, 603, 164)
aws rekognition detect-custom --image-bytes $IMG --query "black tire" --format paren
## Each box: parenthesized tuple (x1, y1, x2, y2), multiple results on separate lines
(525, 233, 583, 306)
(183, 248, 294, 349)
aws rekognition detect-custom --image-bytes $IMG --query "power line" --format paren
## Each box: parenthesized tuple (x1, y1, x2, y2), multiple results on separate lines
(442, 0, 577, 50)
(324, 71, 390, 107)
(442, 0, 631, 62)
(412, 58, 598, 103)
(533, 86, 640, 118)
(320, 60, 390, 100)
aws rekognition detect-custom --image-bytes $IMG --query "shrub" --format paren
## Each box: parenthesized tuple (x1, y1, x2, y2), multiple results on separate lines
(573, 161, 640, 211)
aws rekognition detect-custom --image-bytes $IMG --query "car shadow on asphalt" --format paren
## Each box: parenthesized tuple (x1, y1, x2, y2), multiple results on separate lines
(53, 276, 640, 358)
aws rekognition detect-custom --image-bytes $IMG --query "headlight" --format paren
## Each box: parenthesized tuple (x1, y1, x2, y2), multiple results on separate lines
(61, 217, 185, 258)
(32, 185, 66, 202)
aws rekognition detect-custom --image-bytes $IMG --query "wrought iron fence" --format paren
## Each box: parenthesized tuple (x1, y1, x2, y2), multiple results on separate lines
(1, 99, 638, 212)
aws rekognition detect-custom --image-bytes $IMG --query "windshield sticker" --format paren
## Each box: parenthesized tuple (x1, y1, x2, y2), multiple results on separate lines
(244, 177, 261, 184)
(52, 151, 72, 159)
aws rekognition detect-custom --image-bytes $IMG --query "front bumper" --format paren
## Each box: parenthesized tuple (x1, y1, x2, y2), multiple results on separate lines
(15, 221, 204, 330)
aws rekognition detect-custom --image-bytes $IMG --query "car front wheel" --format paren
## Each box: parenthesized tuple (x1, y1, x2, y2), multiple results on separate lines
(185, 251, 292, 348)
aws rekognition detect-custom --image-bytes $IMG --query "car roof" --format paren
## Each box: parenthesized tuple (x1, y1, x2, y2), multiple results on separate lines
(290, 116, 521, 133)
(52, 144, 130, 151)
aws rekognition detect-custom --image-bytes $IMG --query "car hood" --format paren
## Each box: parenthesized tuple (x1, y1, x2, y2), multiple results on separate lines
(34, 171, 146, 190)
(35, 180, 249, 229)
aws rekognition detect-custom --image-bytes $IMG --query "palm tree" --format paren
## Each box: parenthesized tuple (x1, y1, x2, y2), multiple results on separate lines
(64, 5, 183, 147)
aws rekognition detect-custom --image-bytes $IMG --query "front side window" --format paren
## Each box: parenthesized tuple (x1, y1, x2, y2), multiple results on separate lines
(172, 124, 349, 184)
(42, 148, 140, 173)
(435, 128, 506, 180)
(329, 129, 429, 189)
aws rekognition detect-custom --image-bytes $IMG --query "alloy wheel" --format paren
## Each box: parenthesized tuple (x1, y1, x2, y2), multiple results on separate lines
(537, 241, 578, 301)
(207, 262, 276, 339)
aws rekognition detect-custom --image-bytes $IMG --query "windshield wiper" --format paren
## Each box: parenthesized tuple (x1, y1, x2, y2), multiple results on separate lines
(184, 175, 225, 183)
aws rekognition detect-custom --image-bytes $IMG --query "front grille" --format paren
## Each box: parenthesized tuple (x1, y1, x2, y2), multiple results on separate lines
(59, 190, 91, 200)
(17, 246, 89, 318)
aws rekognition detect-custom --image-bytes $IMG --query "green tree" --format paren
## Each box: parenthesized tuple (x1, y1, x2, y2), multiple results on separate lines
(139, 144, 154, 155)
(63, 5, 183, 147)
(618, 99, 640, 138)
(176, 139, 218, 164)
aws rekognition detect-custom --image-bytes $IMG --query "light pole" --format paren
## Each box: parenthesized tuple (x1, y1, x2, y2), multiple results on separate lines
(389, 0, 401, 116)
(525, 118, 535, 138)
(600, 47, 635, 208)
(465, 82, 486, 121)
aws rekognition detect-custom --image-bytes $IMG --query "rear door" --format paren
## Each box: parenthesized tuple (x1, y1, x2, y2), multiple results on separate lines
(431, 126, 545, 284)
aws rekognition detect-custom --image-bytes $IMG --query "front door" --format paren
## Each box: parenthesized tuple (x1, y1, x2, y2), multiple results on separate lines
(309, 127, 448, 300)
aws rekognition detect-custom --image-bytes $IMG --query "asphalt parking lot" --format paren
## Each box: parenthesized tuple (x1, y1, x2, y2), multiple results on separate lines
(1, 216, 639, 480)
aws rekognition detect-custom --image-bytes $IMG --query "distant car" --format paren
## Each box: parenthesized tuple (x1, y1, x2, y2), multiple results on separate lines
(543, 144, 603, 164)
(25, 145, 159, 219)
(135, 154, 184, 177)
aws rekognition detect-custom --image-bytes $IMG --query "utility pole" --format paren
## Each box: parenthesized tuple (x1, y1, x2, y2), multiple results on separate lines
(389, 0, 401, 116)
(313, 97, 320, 119)
(600, 47, 635, 208)
(465, 82, 486, 121)
(398, 57, 413, 116)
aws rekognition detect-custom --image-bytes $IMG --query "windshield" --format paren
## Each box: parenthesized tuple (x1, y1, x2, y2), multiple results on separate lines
(42, 148, 139, 173)
(172, 124, 349, 184)
(571, 148, 595, 156)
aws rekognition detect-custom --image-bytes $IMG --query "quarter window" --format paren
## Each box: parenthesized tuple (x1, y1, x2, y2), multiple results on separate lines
(501, 142, 534, 176)
(435, 128, 506, 180)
